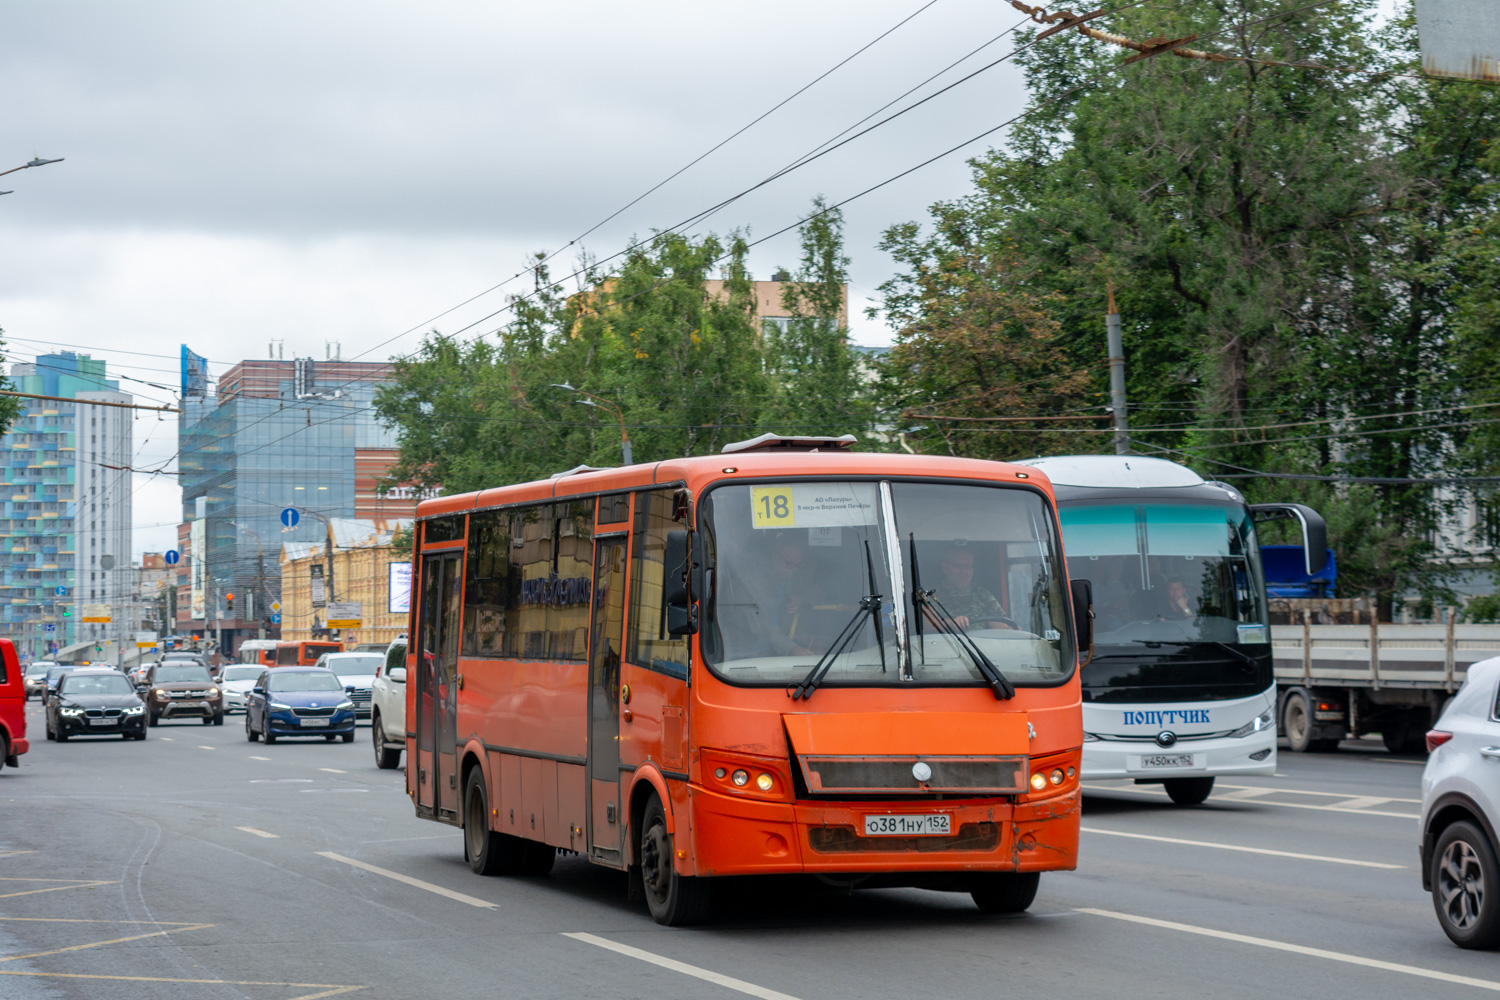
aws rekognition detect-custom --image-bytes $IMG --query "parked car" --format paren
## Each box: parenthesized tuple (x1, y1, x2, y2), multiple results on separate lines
(23, 660, 56, 700)
(142, 661, 223, 726)
(1422, 655, 1500, 949)
(245, 668, 355, 744)
(217, 664, 264, 714)
(370, 637, 406, 769)
(45, 668, 147, 742)
(313, 651, 383, 719)
(0, 640, 28, 769)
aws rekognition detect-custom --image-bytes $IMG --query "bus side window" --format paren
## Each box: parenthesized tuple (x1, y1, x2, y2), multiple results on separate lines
(551, 501, 593, 661)
(628, 490, 690, 678)
(463, 510, 510, 657)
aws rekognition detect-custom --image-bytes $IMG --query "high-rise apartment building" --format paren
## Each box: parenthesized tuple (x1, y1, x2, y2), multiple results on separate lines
(177, 350, 420, 654)
(0, 353, 132, 657)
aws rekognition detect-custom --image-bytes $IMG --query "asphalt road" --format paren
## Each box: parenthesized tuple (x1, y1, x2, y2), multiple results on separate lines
(0, 699, 1484, 1000)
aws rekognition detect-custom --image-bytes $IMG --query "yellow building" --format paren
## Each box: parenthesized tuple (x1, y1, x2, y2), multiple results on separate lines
(279, 519, 412, 649)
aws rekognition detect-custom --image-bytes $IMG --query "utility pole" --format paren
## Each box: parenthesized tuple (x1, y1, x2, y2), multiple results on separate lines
(1106, 278, 1129, 455)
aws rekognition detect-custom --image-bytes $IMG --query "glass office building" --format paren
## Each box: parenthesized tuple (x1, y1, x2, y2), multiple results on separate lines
(178, 353, 416, 652)
(0, 353, 132, 659)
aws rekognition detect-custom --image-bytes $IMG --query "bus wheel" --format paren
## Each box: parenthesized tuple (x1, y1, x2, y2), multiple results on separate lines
(1164, 777, 1215, 806)
(970, 872, 1040, 914)
(464, 769, 520, 876)
(639, 793, 709, 926)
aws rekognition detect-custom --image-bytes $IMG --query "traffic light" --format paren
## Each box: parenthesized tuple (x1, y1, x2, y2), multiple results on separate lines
(225, 592, 235, 614)
(61, 607, 70, 617)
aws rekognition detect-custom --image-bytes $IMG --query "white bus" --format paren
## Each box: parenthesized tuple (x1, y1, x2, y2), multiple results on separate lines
(1019, 456, 1325, 805)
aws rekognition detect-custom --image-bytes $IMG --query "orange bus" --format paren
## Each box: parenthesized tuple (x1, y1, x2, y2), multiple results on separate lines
(404, 435, 1090, 924)
(274, 640, 343, 666)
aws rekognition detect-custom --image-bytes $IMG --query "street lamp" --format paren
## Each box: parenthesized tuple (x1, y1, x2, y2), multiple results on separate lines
(0, 157, 64, 196)
(550, 383, 632, 466)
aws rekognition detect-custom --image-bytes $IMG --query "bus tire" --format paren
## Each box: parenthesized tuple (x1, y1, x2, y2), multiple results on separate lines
(639, 793, 710, 926)
(970, 872, 1040, 914)
(1164, 776, 1215, 805)
(464, 769, 520, 876)
(520, 842, 556, 876)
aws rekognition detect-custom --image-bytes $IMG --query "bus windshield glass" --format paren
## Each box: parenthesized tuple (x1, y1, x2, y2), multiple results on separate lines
(1059, 501, 1268, 645)
(701, 480, 1072, 688)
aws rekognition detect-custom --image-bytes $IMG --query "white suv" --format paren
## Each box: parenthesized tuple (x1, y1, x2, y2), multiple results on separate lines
(1421, 655, 1500, 949)
(370, 637, 406, 770)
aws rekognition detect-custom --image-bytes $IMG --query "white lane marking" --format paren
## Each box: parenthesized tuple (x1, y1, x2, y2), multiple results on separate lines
(1084, 784, 1420, 819)
(1329, 795, 1392, 810)
(159, 738, 173, 742)
(564, 932, 803, 1000)
(250, 779, 313, 784)
(1371, 757, 1426, 765)
(317, 852, 496, 909)
(1077, 908, 1500, 992)
(1217, 783, 1420, 804)
(318, 768, 347, 774)
(1081, 827, 1404, 869)
(235, 827, 279, 839)
(197, 746, 215, 751)
(1214, 787, 1277, 801)
(248, 756, 271, 761)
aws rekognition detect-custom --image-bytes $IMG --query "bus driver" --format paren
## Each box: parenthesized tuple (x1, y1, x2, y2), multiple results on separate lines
(933, 546, 1015, 631)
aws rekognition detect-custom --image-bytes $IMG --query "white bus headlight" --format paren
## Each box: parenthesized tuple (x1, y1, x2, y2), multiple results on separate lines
(1229, 707, 1275, 739)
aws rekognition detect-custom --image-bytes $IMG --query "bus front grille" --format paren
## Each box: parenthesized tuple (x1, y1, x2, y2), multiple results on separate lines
(797, 755, 1026, 794)
(808, 821, 1002, 853)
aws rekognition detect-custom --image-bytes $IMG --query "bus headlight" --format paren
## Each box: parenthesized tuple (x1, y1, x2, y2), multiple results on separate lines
(731, 770, 749, 787)
(1229, 708, 1275, 739)
(755, 773, 775, 792)
(1030, 772, 1048, 791)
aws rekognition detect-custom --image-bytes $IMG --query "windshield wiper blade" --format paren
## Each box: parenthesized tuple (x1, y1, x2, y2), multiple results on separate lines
(909, 535, 1014, 701)
(790, 541, 888, 701)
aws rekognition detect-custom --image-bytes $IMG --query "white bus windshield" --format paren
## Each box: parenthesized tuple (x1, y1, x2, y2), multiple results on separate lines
(1060, 502, 1268, 645)
(701, 480, 1073, 688)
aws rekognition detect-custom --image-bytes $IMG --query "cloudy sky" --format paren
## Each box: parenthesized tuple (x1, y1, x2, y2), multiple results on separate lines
(0, 0, 1072, 556)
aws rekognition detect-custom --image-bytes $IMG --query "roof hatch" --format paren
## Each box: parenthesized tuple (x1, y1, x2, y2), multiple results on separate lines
(721, 433, 858, 455)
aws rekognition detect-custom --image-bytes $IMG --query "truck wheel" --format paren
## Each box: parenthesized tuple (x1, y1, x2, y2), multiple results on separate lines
(639, 793, 709, 925)
(1382, 709, 1429, 755)
(1282, 690, 1337, 752)
(970, 872, 1040, 913)
(1164, 777, 1215, 805)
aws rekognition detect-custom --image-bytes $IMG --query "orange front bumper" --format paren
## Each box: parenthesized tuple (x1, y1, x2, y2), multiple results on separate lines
(686, 783, 1079, 877)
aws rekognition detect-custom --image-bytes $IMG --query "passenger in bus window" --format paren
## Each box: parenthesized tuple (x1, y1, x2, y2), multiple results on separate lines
(728, 531, 816, 656)
(934, 546, 1013, 630)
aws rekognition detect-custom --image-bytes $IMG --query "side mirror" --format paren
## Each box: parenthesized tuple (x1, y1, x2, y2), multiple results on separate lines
(252, 686, 265, 695)
(345, 685, 356, 694)
(1250, 503, 1328, 575)
(1070, 578, 1094, 668)
(390, 666, 407, 684)
(664, 529, 702, 636)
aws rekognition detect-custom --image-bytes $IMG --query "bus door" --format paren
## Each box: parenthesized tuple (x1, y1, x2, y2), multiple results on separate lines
(587, 534, 628, 865)
(417, 550, 463, 820)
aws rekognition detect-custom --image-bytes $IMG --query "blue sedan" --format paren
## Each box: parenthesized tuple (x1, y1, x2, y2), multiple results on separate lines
(245, 668, 356, 744)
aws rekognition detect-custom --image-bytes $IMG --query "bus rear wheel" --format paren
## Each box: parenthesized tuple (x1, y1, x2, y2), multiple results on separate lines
(970, 872, 1040, 914)
(639, 793, 709, 926)
(464, 769, 521, 876)
(1164, 776, 1215, 805)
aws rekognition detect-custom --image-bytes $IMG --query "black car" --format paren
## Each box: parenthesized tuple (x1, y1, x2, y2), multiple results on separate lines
(46, 668, 147, 741)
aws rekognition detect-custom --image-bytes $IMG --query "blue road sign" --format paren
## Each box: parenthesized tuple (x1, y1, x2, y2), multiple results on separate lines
(54, 586, 66, 596)
(270, 613, 282, 625)
(280, 507, 300, 529)
(43, 624, 55, 633)
(164, 549, 180, 565)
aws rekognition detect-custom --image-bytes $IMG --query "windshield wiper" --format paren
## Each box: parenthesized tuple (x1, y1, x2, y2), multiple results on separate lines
(909, 533, 1015, 701)
(790, 541, 885, 701)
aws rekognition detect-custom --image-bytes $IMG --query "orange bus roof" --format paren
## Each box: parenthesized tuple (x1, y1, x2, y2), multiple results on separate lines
(415, 452, 1054, 520)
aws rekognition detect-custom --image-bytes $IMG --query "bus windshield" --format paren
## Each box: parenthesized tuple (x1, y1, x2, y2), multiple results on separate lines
(1059, 501, 1268, 645)
(701, 480, 1072, 688)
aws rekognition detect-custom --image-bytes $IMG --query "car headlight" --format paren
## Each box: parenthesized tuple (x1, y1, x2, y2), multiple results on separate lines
(154, 688, 168, 699)
(337, 700, 354, 710)
(1229, 707, 1275, 739)
(208, 687, 220, 697)
(124, 704, 145, 715)
(269, 702, 293, 711)
(59, 706, 84, 717)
